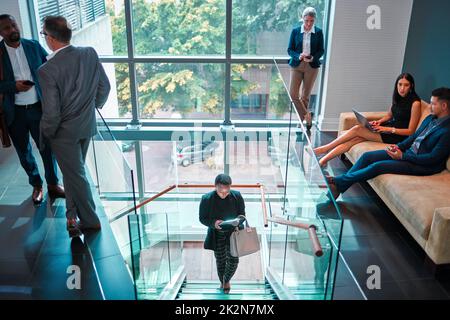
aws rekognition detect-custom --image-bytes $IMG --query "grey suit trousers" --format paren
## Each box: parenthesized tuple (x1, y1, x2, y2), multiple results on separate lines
(50, 137, 99, 226)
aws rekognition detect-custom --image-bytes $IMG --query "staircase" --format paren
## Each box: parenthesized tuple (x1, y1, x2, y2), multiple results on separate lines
(176, 280, 278, 300)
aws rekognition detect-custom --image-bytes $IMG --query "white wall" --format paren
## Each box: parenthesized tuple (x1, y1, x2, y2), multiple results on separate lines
(319, 0, 414, 131)
(1, 0, 32, 39)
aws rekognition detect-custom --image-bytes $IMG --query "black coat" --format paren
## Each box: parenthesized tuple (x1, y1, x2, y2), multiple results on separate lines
(199, 190, 246, 251)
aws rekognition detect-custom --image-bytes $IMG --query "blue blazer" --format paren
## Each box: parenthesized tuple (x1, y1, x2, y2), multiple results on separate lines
(397, 115, 450, 170)
(287, 26, 325, 69)
(0, 39, 48, 126)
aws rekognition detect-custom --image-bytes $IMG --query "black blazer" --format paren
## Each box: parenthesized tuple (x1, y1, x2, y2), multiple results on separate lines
(397, 115, 450, 171)
(199, 190, 246, 251)
(287, 26, 325, 69)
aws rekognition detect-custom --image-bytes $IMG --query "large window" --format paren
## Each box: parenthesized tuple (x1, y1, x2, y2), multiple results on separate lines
(232, 0, 327, 57)
(136, 63, 225, 119)
(32, 0, 329, 122)
(132, 0, 226, 56)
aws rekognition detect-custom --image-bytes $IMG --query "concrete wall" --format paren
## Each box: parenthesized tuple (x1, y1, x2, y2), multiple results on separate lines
(319, 0, 414, 131)
(402, 0, 450, 101)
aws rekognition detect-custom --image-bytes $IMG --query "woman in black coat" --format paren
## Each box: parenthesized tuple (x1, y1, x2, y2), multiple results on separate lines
(199, 174, 245, 294)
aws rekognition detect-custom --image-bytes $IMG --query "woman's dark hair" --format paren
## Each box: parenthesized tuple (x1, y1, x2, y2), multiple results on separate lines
(215, 174, 232, 186)
(392, 73, 419, 105)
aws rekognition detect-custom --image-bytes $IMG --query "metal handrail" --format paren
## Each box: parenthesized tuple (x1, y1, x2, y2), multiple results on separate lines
(116, 183, 269, 227)
(267, 216, 323, 257)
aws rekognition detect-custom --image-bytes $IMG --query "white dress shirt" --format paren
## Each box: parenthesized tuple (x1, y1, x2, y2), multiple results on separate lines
(5, 42, 39, 105)
(301, 24, 316, 60)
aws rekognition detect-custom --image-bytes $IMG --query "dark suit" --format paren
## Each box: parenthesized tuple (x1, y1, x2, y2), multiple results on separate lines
(38, 45, 110, 226)
(287, 26, 325, 120)
(287, 26, 325, 69)
(0, 39, 58, 187)
(334, 115, 450, 193)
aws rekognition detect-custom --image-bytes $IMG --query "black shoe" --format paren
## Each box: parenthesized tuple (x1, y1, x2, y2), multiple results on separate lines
(32, 186, 44, 205)
(66, 219, 82, 238)
(223, 282, 231, 294)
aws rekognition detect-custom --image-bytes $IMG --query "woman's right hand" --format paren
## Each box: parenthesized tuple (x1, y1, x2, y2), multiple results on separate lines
(214, 220, 223, 230)
(370, 120, 382, 126)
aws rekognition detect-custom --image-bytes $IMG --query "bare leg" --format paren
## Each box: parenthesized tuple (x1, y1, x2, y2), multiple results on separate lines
(314, 125, 382, 155)
(319, 137, 365, 167)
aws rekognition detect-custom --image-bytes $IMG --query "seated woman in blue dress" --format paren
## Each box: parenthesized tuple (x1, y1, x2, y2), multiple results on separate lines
(314, 73, 422, 167)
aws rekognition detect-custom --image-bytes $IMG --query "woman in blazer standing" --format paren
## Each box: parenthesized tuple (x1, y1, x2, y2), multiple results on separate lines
(287, 7, 325, 130)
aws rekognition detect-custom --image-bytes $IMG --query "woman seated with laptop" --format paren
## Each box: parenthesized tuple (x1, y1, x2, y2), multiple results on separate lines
(314, 73, 422, 167)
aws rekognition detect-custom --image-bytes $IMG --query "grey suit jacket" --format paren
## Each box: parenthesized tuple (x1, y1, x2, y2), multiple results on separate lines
(38, 45, 110, 145)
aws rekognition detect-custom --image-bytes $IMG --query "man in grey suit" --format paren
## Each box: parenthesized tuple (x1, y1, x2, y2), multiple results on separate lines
(38, 16, 111, 237)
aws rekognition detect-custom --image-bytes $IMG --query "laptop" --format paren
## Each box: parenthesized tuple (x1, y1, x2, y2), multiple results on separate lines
(352, 108, 377, 132)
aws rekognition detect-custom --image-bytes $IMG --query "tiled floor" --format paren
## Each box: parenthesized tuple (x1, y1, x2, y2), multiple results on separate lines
(0, 145, 134, 300)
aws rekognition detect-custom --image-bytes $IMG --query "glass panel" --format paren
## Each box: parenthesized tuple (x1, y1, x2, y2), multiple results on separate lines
(264, 60, 343, 300)
(230, 64, 292, 120)
(232, 0, 327, 56)
(85, 112, 136, 221)
(227, 132, 285, 197)
(128, 212, 172, 300)
(127, 198, 183, 300)
(136, 63, 225, 119)
(132, 0, 226, 56)
(85, 112, 137, 275)
(100, 63, 132, 119)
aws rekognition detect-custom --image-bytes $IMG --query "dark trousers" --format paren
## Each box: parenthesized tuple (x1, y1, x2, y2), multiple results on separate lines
(214, 230, 239, 284)
(8, 102, 58, 187)
(334, 150, 440, 193)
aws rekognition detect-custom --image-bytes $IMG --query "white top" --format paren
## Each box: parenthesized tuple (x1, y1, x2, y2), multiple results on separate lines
(46, 45, 71, 61)
(5, 42, 39, 105)
(301, 24, 316, 58)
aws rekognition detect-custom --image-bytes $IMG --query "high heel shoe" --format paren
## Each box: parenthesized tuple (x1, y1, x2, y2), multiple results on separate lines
(223, 281, 231, 294)
(305, 112, 313, 131)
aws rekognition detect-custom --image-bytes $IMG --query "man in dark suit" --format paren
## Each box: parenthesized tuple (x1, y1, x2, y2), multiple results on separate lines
(38, 16, 110, 238)
(327, 87, 450, 200)
(199, 174, 246, 294)
(287, 7, 325, 130)
(0, 14, 64, 204)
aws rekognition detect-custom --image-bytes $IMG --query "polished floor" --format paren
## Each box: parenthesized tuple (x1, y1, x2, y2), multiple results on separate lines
(0, 129, 449, 300)
(0, 145, 134, 300)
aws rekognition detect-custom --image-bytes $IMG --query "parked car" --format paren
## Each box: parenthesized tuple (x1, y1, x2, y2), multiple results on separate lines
(176, 141, 219, 167)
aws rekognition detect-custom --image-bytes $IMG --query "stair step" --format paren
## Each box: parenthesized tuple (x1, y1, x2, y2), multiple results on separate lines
(183, 282, 270, 290)
(177, 293, 277, 300)
(180, 288, 274, 295)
